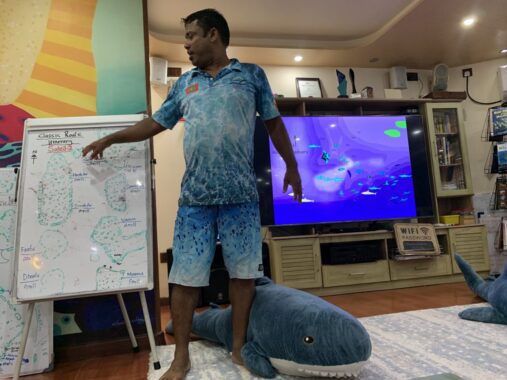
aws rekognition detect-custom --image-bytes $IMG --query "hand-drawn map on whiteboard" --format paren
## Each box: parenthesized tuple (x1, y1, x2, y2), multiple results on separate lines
(14, 115, 153, 302)
(0, 169, 53, 377)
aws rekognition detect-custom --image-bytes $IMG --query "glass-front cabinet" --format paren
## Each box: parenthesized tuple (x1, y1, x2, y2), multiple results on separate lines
(425, 102, 473, 197)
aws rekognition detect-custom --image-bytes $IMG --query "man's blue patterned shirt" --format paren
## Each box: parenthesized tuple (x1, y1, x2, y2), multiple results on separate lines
(152, 59, 279, 206)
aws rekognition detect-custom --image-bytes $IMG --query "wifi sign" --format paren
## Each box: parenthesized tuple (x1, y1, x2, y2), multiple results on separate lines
(419, 227, 430, 235)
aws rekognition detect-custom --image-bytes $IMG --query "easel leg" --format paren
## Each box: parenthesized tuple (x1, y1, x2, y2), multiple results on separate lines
(12, 302, 35, 380)
(116, 293, 139, 352)
(139, 290, 161, 370)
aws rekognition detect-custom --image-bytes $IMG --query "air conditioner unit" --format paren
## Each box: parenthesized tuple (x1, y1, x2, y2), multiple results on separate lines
(149, 56, 168, 86)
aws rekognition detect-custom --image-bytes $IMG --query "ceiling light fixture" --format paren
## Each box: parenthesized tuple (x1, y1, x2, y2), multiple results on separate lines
(501, 49, 507, 54)
(294, 55, 303, 62)
(462, 16, 476, 27)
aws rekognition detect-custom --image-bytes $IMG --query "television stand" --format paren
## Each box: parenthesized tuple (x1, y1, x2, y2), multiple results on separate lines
(265, 224, 490, 295)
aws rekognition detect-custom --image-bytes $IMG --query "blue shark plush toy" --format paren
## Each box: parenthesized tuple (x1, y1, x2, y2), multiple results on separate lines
(167, 277, 371, 378)
(454, 253, 507, 325)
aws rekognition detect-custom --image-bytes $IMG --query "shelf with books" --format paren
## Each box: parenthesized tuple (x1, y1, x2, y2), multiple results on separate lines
(425, 102, 473, 205)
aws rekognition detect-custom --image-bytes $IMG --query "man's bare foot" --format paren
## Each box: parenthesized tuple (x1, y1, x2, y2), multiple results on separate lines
(159, 360, 191, 380)
(231, 351, 244, 366)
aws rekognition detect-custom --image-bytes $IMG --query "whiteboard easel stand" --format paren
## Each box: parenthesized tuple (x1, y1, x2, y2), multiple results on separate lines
(12, 291, 161, 380)
(139, 290, 161, 369)
(116, 293, 140, 352)
(12, 115, 161, 378)
(116, 291, 160, 368)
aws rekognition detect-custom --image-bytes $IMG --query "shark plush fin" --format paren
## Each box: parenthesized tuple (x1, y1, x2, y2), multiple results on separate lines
(242, 341, 277, 378)
(454, 253, 491, 300)
(459, 306, 507, 325)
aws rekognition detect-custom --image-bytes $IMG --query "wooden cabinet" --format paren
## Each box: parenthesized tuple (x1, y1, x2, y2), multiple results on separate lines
(269, 237, 322, 289)
(276, 97, 426, 116)
(425, 102, 473, 197)
(449, 225, 490, 273)
(267, 225, 489, 294)
(266, 98, 488, 295)
(276, 98, 476, 222)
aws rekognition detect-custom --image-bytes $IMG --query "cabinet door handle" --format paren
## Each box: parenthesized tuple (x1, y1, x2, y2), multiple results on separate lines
(414, 266, 429, 271)
(349, 272, 366, 277)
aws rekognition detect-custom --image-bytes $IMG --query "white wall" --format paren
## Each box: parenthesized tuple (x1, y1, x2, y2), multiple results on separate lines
(151, 84, 184, 297)
(152, 57, 506, 298)
(263, 65, 432, 100)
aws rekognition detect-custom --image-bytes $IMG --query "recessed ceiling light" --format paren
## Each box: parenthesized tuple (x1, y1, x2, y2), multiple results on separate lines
(462, 16, 476, 27)
(501, 49, 507, 54)
(294, 55, 303, 62)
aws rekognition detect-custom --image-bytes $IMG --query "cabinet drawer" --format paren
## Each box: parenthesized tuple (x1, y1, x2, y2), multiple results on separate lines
(322, 260, 390, 287)
(389, 255, 452, 281)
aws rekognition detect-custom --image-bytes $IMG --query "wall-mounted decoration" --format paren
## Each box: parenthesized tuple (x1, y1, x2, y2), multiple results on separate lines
(296, 77, 323, 98)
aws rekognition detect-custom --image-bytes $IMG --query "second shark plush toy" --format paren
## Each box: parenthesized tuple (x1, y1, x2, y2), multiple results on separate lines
(454, 253, 507, 325)
(167, 277, 371, 378)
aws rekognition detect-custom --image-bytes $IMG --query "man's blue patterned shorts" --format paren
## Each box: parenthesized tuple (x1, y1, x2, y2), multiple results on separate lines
(169, 202, 264, 287)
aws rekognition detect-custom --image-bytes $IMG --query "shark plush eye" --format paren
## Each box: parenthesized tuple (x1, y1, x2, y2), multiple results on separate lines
(303, 336, 314, 344)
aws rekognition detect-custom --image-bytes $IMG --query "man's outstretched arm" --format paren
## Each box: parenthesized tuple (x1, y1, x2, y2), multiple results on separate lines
(82, 117, 165, 159)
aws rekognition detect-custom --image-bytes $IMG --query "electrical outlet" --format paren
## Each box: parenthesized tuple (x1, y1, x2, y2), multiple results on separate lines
(407, 72, 419, 81)
(462, 68, 473, 77)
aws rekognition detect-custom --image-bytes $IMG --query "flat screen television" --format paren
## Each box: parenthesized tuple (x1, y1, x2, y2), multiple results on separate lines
(254, 115, 434, 226)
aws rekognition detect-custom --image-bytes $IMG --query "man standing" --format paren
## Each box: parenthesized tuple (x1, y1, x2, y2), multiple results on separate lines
(83, 8, 301, 380)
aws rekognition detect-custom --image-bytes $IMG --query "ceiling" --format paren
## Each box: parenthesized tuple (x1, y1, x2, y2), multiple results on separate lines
(148, 0, 507, 69)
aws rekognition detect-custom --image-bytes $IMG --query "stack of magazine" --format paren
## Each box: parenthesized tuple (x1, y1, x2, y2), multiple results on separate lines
(490, 106, 507, 138)
(489, 107, 507, 174)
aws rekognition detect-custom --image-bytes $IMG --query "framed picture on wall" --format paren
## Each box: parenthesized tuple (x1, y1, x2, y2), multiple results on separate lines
(296, 77, 323, 98)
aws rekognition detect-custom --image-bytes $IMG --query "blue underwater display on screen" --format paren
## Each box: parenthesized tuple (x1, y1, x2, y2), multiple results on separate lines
(268, 116, 418, 225)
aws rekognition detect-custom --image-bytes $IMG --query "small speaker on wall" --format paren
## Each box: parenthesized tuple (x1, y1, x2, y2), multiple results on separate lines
(149, 56, 168, 86)
(389, 66, 408, 89)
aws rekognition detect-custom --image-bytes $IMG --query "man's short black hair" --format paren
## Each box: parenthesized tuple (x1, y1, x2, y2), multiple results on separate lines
(182, 8, 230, 47)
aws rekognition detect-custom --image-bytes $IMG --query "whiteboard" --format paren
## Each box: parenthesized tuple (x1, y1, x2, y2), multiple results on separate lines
(0, 169, 53, 377)
(13, 115, 154, 302)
